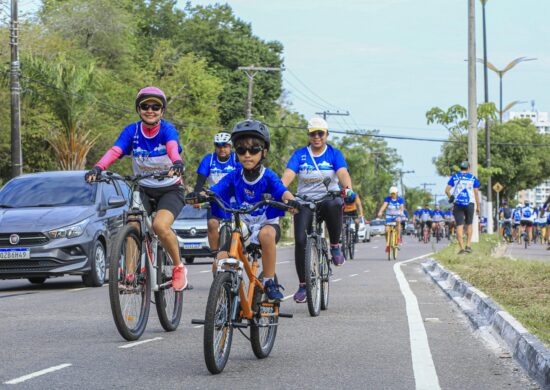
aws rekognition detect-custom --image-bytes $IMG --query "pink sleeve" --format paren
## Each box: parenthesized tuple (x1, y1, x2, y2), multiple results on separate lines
(166, 140, 182, 163)
(96, 146, 123, 170)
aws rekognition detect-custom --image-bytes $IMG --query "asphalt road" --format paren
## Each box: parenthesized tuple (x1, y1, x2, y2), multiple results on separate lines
(504, 237, 550, 263)
(0, 235, 539, 389)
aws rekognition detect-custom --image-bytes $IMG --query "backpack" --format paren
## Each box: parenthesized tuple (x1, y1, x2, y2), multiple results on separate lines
(502, 207, 512, 219)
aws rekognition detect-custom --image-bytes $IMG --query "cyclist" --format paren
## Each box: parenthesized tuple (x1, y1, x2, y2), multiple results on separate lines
(343, 193, 364, 243)
(443, 207, 454, 239)
(85, 86, 187, 290)
(432, 204, 445, 239)
(520, 201, 535, 244)
(445, 161, 480, 254)
(500, 201, 513, 242)
(281, 116, 355, 303)
(194, 120, 299, 302)
(194, 132, 241, 256)
(413, 206, 422, 240)
(536, 208, 547, 244)
(419, 204, 433, 242)
(377, 186, 405, 252)
(401, 208, 409, 239)
(512, 204, 522, 241)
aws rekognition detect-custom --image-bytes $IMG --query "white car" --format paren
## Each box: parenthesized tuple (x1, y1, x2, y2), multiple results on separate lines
(351, 217, 371, 242)
(369, 218, 386, 236)
(172, 205, 211, 264)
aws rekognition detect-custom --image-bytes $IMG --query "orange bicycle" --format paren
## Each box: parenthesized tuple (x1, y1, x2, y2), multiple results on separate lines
(190, 191, 293, 374)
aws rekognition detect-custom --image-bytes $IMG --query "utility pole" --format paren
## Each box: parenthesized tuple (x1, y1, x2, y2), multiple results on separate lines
(397, 170, 414, 201)
(420, 182, 435, 193)
(481, 0, 493, 234)
(314, 110, 350, 121)
(10, 0, 22, 177)
(238, 65, 282, 119)
(468, 0, 479, 242)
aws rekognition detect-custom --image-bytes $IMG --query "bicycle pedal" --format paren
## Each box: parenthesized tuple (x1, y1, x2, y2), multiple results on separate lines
(278, 312, 293, 318)
(191, 319, 205, 325)
(232, 322, 249, 329)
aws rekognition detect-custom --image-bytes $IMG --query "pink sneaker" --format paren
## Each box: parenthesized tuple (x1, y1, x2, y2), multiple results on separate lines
(172, 264, 188, 291)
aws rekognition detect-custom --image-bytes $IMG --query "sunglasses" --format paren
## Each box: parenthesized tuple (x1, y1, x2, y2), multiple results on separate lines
(139, 103, 163, 111)
(215, 142, 230, 147)
(308, 130, 326, 138)
(235, 145, 263, 156)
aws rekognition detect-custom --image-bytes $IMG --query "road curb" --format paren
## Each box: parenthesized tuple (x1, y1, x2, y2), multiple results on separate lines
(422, 259, 550, 390)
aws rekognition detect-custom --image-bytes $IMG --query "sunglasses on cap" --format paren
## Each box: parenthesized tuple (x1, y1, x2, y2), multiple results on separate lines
(139, 103, 163, 111)
(308, 130, 326, 138)
(235, 145, 264, 156)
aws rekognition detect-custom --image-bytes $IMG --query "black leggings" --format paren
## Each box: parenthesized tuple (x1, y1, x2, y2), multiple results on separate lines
(294, 197, 343, 283)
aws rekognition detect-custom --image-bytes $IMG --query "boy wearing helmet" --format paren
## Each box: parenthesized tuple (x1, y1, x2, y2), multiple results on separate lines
(377, 186, 405, 252)
(191, 120, 299, 301)
(194, 132, 241, 255)
(85, 87, 188, 290)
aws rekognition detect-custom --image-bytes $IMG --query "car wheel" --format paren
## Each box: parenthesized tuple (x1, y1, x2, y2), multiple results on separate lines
(185, 257, 195, 264)
(28, 277, 47, 284)
(82, 240, 106, 287)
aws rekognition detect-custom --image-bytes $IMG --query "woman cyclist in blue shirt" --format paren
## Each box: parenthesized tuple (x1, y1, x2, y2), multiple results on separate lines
(281, 117, 355, 303)
(85, 87, 187, 291)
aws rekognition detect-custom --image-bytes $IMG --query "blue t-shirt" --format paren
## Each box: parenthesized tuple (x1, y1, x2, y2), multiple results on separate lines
(521, 206, 535, 221)
(209, 167, 288, 222)
(447, 172, 480, 206)
(197, 152, 240, 187)
(420, 209, 432, 221)
(286, 144, 347, 199)
(512, 209, 521, 222)
(114, 120, 182, 188)
(432, 210, 444, 221)
(383, 196, 404, 217)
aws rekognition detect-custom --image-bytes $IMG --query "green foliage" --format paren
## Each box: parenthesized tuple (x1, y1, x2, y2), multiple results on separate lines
(403, 186, 433, 212)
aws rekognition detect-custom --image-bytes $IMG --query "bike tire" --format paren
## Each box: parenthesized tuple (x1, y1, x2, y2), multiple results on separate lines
(154, 248, 183, 332)
(218, 223, 232, 252)
(387, 230, 393, 261)
(349, 229, 355, 260)
(341, 227, 348, 260)
(320, 239, 330, 311)
(304, 236, 321, 317)
(204, 272, 234, 374)
(109, 225, 151, 341)
(250, 273, 278, 359)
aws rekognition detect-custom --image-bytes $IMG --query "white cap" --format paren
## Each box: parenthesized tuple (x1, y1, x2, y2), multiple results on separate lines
(389, 186, 398, 194)
(307, 117, 328, 132)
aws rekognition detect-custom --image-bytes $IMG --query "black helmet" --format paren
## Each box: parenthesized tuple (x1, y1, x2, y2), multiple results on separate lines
(459, 160, 470, 170)
(231, 120, 270, 150)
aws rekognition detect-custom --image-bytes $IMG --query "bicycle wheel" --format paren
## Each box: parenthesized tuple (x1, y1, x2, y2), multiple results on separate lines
(320, 239, 330, 311)
(250, 274, 278, 359)
(348, 227, 355, 260)
(304, 236, 321, 317)
(109, 225, 151, 341)
(204, 272, 234, 374)
(218, 223, 232, 252)
(387, 229, 393, 261)
(341, 227, 348, 260)
(391, 231, 398, 260)
(154, 248, 183, 332)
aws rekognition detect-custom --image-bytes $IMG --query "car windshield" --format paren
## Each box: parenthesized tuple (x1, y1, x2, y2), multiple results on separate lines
(177, 205, 207, 219)
(0, 175, 96, 207)
(371, 220, 385, 226)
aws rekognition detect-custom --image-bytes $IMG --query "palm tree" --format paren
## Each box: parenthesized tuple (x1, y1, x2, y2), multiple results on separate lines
(23, 55, 100, 170)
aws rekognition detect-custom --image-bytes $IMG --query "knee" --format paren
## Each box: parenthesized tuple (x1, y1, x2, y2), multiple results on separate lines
(259, 226, 276, 244)
(208, 219, 219, 231)
(153, 220, 171, 237)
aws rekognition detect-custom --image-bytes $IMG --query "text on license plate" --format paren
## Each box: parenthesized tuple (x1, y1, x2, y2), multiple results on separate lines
(183, 243, 201, 249)
(0, 248, 30, 259)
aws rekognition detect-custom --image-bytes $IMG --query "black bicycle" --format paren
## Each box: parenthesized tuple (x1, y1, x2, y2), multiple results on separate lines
(96, 170, 184, 341)
(342, 215, 355, 260)
(295, 190, 342, 317)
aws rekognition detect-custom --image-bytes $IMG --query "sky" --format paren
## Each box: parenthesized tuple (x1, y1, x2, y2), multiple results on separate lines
(181, 0, 550, 198)
(19, 0, 550, 197)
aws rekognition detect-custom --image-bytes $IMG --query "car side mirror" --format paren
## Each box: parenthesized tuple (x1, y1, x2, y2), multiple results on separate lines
(107, 195, 127, 209)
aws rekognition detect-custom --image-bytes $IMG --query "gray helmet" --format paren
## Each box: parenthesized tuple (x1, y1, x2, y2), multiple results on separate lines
(459, 160, 470, 170)
(231, 119, 270, 150)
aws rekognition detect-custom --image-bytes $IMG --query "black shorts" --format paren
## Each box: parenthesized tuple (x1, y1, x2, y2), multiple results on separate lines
(520, 220, 533, 227)
(343, 210, 358, 218)
(140, 184, 185, 218)
(454, 203, 475, 226)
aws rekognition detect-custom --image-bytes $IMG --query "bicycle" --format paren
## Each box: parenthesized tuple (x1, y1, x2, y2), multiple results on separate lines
(341, 215, 355, 260)
(422, 221, 430, 244)
(190, 191, 294, 374)
(386, 221, 398, 261)
(98, 170, 184, 341)
(295, 190, 342, 317)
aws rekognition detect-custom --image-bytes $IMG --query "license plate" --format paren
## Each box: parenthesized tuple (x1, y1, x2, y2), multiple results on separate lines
(183, 243, 201, 250)
(0, 248, 30, 259)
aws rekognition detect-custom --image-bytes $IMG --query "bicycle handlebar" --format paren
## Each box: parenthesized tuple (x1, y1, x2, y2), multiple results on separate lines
(189, 190, 293, 215)
(294, 190, 342, 207)
(92, 170, 173, 184)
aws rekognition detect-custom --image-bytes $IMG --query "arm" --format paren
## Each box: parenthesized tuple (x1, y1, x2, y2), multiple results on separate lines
(194, 173, 208, 193)
(356, 198, 364, 217)
(377, 202, 388, 218)
(281, 168, 296, 187)
(166, 140, 183, 163)
(95, 146, 123, 170)
(474, 188, 480, 213)
(336, 167, 352, 189)
(445, 184, 453, 198)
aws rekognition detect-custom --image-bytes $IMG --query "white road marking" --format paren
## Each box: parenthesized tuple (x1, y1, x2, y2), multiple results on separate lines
(364, 270, 370, 273)
(408, 280, 418, 283)
(70, 287, 88, 292)
(333, 278, 342, 283)
(282, 294, 294, 301)
(118, 337, 163, 349)
(4, 363, 72, 385)
(394, 252, 440, 390)
(194, 325, 204, 329)
(199, 270, 211, 273)
(277, 261, 291, 264)
(349, 274, 358, 277)
(372, 246, 378, 249)
(424, 318, 441, 323)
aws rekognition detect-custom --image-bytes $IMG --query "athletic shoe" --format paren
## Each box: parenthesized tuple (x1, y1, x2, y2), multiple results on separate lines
(458, 249, 467, 255)
(124, 273, 135, 284)
(293, 284, 307, 303)
(330, 246, 345, 266)
(172, 264, 188, 291)
(264, 279, 284, 302)
(385, 246, 390, 253)
(465, 246, 472, 253)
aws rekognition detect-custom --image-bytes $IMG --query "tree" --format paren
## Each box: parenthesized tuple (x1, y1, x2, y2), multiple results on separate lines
(403, 186, 433, 212)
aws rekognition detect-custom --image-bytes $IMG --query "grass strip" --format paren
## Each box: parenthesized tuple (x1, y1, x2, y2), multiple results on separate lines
(433, 234, 550, 347)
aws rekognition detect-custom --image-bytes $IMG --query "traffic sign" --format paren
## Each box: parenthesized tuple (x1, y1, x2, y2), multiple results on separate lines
(493, 182, 503, 193)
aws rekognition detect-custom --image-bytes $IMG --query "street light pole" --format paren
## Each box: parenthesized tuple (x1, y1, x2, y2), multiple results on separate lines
(468, 0, 479, 242)
(10, 0, 22, 178)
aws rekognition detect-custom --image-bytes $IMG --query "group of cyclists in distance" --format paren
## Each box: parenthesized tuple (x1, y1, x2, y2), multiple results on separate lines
(84, 85, 503, 304)
(499, 199, 550, 248)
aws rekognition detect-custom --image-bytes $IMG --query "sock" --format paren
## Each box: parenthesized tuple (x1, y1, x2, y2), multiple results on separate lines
(176, 264, 184, 268)
(263, 277, 274, 286)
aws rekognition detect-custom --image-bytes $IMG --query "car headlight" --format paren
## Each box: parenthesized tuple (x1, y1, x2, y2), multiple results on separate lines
(47, 219, 89, 239)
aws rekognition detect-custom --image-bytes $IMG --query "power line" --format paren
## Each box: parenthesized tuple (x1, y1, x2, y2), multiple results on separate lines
(285, 67, 342, 111)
